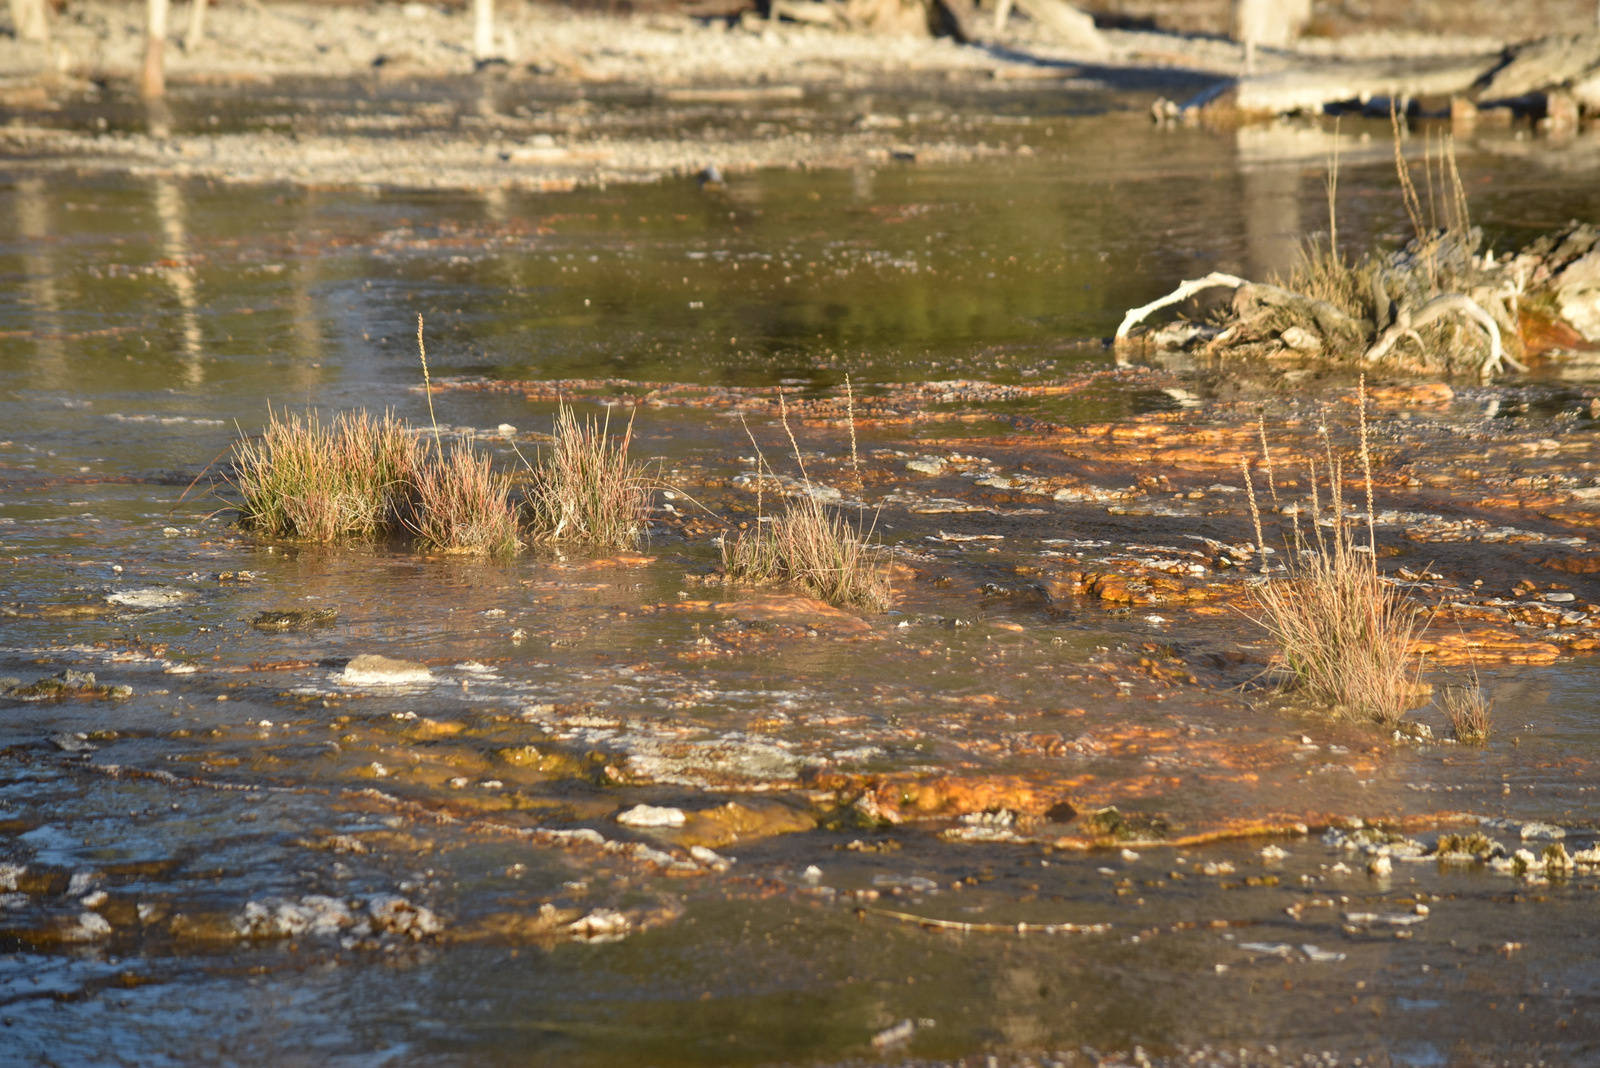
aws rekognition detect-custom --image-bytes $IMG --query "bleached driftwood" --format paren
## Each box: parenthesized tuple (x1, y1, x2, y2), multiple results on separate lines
(1115, 272, 1248, 342)
(1208, 31, 1600, 117)
(1479, 30, 1600, 99)
(473, 0, 496, 62)
(991, 0, 1104, 53)
(184, 0, 207, 53)
(1231, 0, 1309, 50)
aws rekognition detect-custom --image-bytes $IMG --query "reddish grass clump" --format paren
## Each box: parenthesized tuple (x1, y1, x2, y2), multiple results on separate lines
(523, 404, 651, 549)
(411, 446, 522, 557)
(1442, 681, 1493, 744)
(721, 493, 891, 612)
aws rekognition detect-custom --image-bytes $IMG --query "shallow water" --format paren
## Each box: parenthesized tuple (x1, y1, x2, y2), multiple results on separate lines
(5, 86, 1600, 1065)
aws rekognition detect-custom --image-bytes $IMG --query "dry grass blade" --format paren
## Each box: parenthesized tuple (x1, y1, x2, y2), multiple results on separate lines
(234, 408, 418, 543)
(1442, 680, 1492, 744)
(411, 446, 521, 556)
(524, 403, 651, 548)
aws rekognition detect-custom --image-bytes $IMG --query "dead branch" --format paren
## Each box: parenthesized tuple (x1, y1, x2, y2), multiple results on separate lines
(1115, 272, 1248, 342)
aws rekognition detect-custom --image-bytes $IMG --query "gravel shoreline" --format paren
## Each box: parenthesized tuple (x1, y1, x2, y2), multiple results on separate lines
(0, 0, 1593, 191)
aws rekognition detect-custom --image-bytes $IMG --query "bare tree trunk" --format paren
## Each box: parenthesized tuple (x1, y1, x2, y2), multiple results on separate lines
(8, 0, 51, 43)
(473, 0, 495, 62)
(142, 0, 171, 100)
(1231, 0, 1310, 51)
(185, 0, 208, 54)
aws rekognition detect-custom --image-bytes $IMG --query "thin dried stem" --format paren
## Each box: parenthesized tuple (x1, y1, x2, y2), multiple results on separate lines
(416, 314, 442, 455)
(845, 373, 861, 487)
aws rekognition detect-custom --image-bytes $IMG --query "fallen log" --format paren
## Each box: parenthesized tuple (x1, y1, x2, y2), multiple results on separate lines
(1479, 30, 1600, 100)
(1227, 53, 1501, 115)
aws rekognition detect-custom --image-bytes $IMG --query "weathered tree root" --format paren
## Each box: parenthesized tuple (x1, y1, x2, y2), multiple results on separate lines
(1362, 292, 1529, 382)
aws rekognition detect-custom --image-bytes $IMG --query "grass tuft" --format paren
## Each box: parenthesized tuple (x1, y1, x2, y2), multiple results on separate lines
(722, 494, 891, 612)
(523, 403, 651, 548)
(410, 445, 522, 557)
(234, 408, 520, 555)
(1244, 381, 1428, 727)
(721, 398, 891, 612)
(235, 408, 417, 543)
(1442, 680, 1492, 744)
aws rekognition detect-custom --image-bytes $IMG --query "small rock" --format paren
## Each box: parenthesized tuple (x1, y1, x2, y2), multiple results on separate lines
(569, 908, 631, 940)
(1367, 855, 1392, 876)
(49, 731, 97, 753)
(1300, 944, 1346, 963)
(60, 911, 112, 942)
(616, 804, 687, 828)
(871, 1019, 916, 1049)
(1279, 326, 1323, 354)
(339, 654, 431, 686)
(905, 457, 945, 476)
(106, 587, 194, 608)
(689, 845, 734, 871)
(366, 894, 442, 939)
(1238, 942, 1295, 957)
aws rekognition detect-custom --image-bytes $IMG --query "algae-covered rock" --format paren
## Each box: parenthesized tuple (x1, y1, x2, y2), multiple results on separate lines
(8, 671, 131, 702)
(1083, 806, 1171, 842)
(251, 608, 337, 631)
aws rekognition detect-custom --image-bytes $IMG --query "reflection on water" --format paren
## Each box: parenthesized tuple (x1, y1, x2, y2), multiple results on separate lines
(152, 177, 204, 383)
(4, 103, 1600, 1065)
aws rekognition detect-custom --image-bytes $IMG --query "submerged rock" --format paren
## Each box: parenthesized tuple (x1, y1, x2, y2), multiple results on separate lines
(339, 654, 432, 686)
(58, 911, 112, 942)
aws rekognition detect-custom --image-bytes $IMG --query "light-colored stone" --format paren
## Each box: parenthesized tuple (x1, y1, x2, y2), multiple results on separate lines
(339, 654, 432, 686)
(616, 803, 687, 828)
